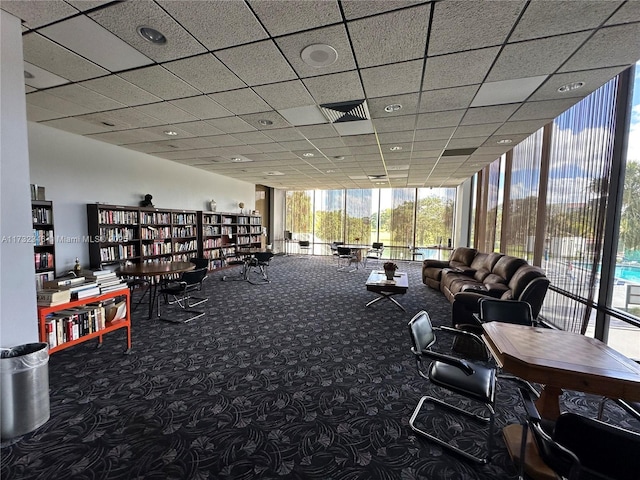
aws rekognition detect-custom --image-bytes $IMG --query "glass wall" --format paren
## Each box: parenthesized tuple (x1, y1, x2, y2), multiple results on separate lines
(285, 187, 456, 261)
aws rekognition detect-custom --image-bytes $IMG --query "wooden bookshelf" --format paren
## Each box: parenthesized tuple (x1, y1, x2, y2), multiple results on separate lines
(87, 203, 262, 271)
(32, 200, 56, 290)
(37, 289, 131, 354)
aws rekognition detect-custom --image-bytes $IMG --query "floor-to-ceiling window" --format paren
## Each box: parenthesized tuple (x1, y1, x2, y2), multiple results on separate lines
(313, 189, 344, 255)
(285, 190, 313, 253)
(345, 189, 373, 244)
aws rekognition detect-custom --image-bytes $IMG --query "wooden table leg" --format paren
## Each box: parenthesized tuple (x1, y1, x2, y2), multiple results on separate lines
(535, 385, 563, 421)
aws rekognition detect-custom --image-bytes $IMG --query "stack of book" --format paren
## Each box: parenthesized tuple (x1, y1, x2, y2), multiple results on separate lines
(84, 270, 128, 295)
(43, 276, 100, 301)
(36, 289, 71, 307)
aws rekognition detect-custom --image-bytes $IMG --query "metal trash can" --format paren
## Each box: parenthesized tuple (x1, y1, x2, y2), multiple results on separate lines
(1, 342, 50, 439)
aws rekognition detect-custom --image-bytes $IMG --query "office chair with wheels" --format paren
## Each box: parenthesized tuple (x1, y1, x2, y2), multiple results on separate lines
(246, 251, 274, 284)
(157, 268, 208, 323)
(364, 242, 384, 268)
(408, 310, 497, 464)
(517, 387, 640, 480)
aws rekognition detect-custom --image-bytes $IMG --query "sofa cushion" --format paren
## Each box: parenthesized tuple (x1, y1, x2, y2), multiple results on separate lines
(470, 252, 503, 272)
(474, 269, 491, 282)
(493, 255, 527, 280)
(483, 273, 507, 285)
(449, 247, 477, 268)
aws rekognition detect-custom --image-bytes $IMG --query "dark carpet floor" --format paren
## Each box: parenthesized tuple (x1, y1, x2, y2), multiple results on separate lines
(2, 256, 638, 480)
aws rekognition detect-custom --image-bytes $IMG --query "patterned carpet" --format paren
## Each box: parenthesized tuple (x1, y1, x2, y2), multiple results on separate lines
(2, 256, 638, 480)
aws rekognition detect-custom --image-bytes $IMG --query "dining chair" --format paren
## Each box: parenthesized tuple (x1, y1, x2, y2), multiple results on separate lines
(408, 310, 497, 464)
(156, 268, 208, 323)
(221, 248, 247, 281)
(364, 242, 384, 268)
(246, 251, 274, 285)
(336, 246, 358, 272)
(298, 240, 311, 258)
(517, 387, 640, 480)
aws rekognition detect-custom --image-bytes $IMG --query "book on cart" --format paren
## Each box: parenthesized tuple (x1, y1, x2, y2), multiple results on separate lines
(42, 276, 86, 289)
(36, 289, 72, 306)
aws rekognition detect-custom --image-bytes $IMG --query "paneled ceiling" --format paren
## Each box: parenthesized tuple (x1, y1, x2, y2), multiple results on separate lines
(3, 0, 640, 190)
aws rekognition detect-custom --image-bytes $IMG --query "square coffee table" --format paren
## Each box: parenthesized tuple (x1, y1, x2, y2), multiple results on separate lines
(365, 270, 409, 311)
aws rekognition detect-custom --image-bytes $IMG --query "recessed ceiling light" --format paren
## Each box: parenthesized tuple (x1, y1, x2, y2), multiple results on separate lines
(137, 26, 166, 45)
(302, 152, 314, 157)
(497, 139, 513, 145)
(258, 119, 273, 126)
(101, 121, 115, 127)
(24, 71, 34, 79)
(326, 169, 335, 173)
(390, 146, 403, 151)
(384, 104, 402, 113)
(333, 156, 345, 160)
(300, 44, 338, 68)
(557, 81, 585, 93)
(163, 130, 178, 136)
(375, 182, 386, 185)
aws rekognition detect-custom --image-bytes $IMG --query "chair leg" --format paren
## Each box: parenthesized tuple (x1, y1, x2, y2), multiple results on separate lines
(409, 394, 495, 464)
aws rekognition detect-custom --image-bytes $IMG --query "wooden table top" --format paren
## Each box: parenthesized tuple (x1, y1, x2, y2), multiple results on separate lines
(366, 271, 409, 292)
(482, 321, 640, 402)
(117, 261, 195, 277)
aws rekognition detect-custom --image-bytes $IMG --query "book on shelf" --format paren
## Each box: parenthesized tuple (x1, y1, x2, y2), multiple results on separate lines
(36, 289, 71, 306)
(74, 286, 102, 300)
(100, 282, 128, 294)
(43, 276, 86, 289)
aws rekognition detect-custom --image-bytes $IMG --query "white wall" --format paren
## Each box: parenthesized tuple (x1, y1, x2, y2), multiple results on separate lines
(455, 177, 473, 248)
(1, 11, 39, 347)
(28, 122, 256, 275)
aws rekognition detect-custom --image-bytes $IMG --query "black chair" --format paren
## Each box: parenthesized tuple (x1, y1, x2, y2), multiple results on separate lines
(364, 242, 384, 268)
(221, 248, 247, 281)
(189, 257, 209, 270)
(518, 387, 640, 480)
(337, 246, 358, 272)
(298, 240, 311, 257)
(246, 251, 274, 285)
(103, 261, 149, 312)
(157, 268, 208, 323)
(408, 310, 497, 464)
(597, 397, 640, 422)
(330, 241, 344, 263)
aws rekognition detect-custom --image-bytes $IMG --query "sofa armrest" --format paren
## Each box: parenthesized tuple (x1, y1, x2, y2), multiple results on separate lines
(423, 259, 450, 269)
(484, 283, 510, 298)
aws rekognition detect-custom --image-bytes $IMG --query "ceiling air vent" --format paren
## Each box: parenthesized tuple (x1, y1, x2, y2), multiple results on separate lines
(320, 99, 370, 123)
(367, 174, 387, 181)
(442, 148, 477, 156)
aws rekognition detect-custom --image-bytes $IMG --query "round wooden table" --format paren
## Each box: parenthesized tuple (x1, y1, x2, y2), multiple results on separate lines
(117, 261, 195, 318)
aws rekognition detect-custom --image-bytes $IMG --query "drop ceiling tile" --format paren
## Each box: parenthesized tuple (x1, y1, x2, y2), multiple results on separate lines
(311, 137, 345, 149)
(415, 127, 456, 141)
(255, 143, 289, 154)
(278, 106, 327, 126)
(205, 116, 256, 134)
(303, 71, 365, 104)
(66, 1, 113, 12)
(279, 140, 317, 151)
(87, 130, 152, 145)
(89, 1, 206, 62)
(424, 47, 499, 90)
(559, 23, 640, 72)
(377, 131, 415, 144)
(360, 60, 424, 98)
(446, 137, 486, 149)
(215, 40, 297, 86)
(208, 88, 272, 115)
(276, 24, 356, 78)
(413, 139, 448, 150)
(23, 62, 70, 89)
(462, 104, 520, 125)
(510, 98, 578, 121)
(263, 128, 305, 142)
(510, 1, 622, 42)
(25, 86, 36, 93)
(420, 84, 480, 112)
(452, 124, 502, 139)
(253, 80, 316, 110)
(45, 84, 127, 112)
(428, 0, 526, 55)
(169, 96, 232, 120)
(121, 127, 185, 143)
(155, 137, 217, 151)
(483, 134, 528, 147)
(606, 1, 640, 25)
(471, 76, 548, 107)
(118, 66, 201, 100)
(157, 0, 268, 51)
(296, 124, 339, 139)
(529, 66, 626, 101)
(80, 76, 163, 106)
(163, 54, 246, 94)
(41, 116, 112, 135)
(416, 110, 465, 129)
(368, 93, 420, 118)
(373, 115, 416, 133)
(240, 111, 291, 130)
(341, 134, 378, 146)
(487, 33, 590, 83)
(249, 0, 342, 36)
(22, 32, 108, 81)
(494, 119, 547, 136)
(0, 0, 78, 28)
(26, 91, 92, 116)
(136, 103, 198, 124)
(79, 108, 164, 129)
(348, 4, 430, 68)
(39, 15, 153, 72)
